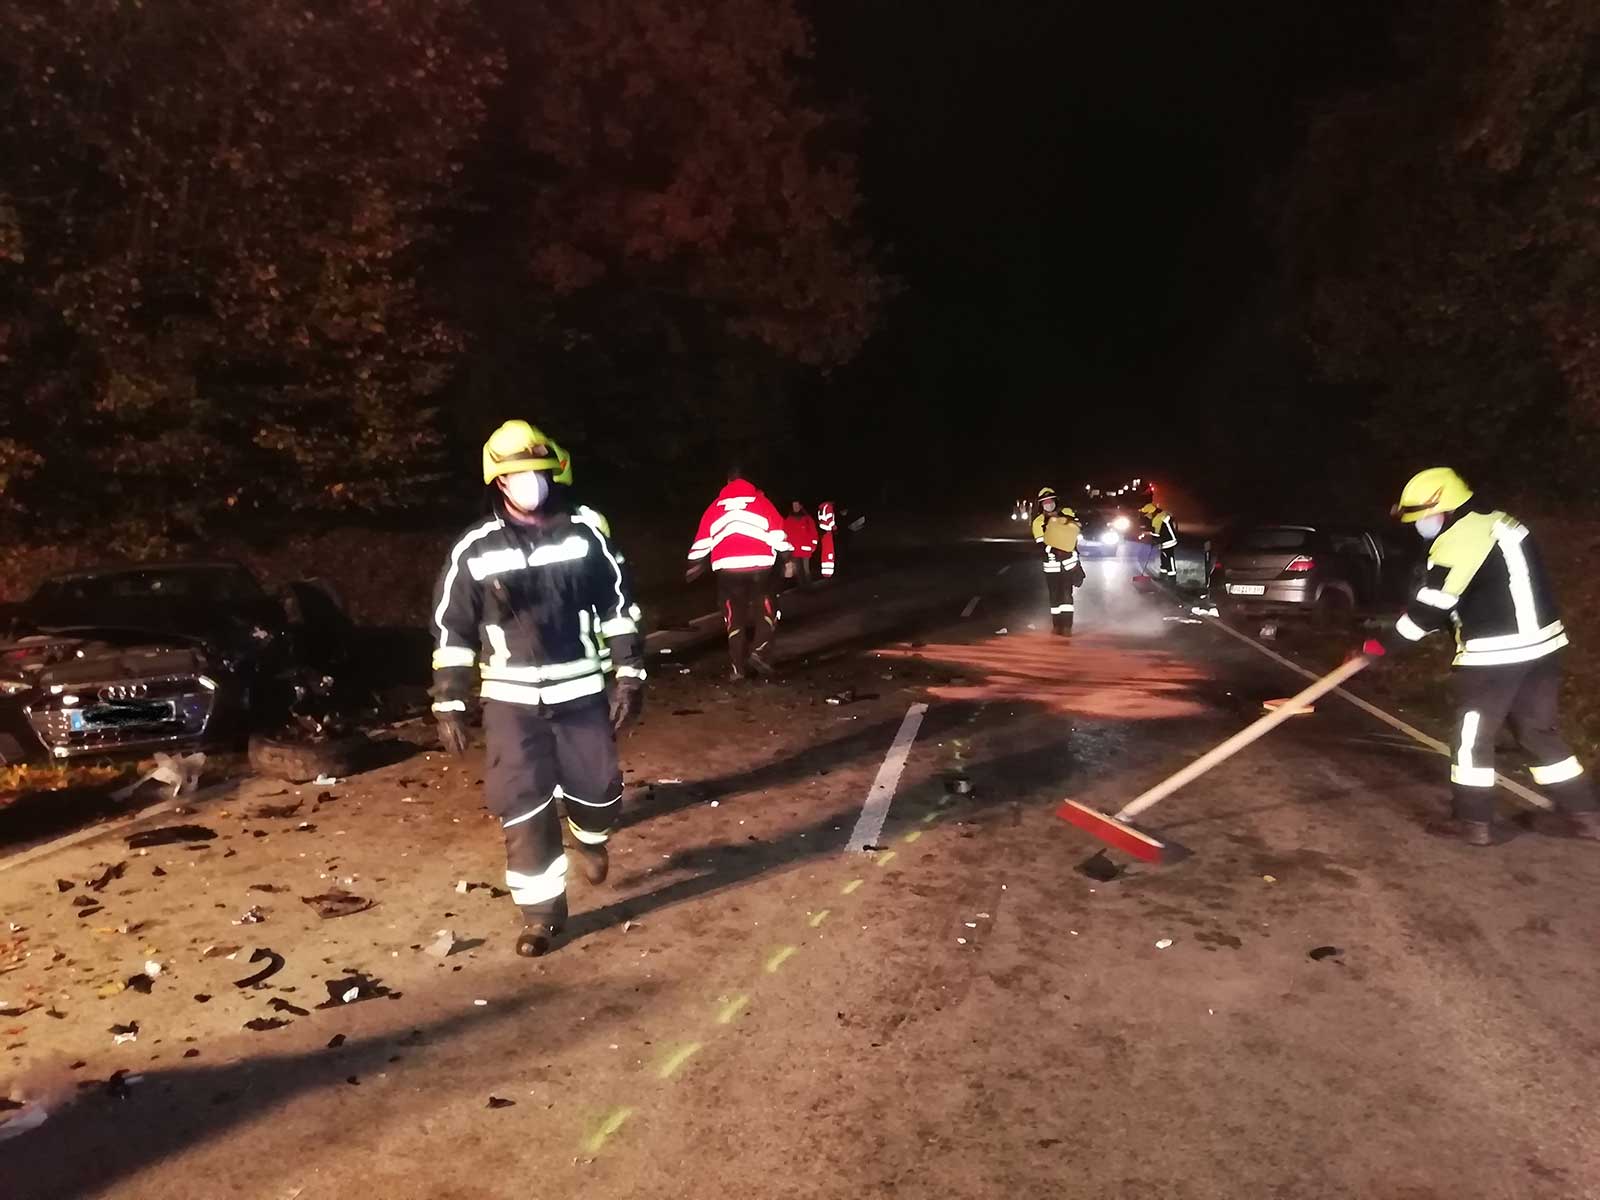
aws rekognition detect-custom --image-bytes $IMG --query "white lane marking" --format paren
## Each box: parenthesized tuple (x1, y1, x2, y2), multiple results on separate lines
(1199, 614, 1554, 811)
(846, 704, 930, 852)
(961, 595, 980, 618)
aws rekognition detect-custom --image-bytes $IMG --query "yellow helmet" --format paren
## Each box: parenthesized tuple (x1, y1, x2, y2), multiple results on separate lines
(1393, 467, 1472, 523)
(482, 420, 570, 485)
(1060, 506, 1077, 519)
(1139, 502, 1158, 515)
(1038, 486, 1057, 501)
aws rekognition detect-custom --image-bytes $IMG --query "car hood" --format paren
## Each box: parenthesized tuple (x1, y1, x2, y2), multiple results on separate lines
(0, 630, 210, 693)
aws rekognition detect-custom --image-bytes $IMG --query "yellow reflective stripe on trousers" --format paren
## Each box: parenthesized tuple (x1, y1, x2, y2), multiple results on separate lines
(1530, 756, 1584, 785)
(1395, 614, 1428, 642)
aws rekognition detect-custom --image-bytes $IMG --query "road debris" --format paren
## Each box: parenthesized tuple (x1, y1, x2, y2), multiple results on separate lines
(113, 751, 206, 801)
(1262, 875, 1278, 884)
(313, 774, 340, 786)
(249, 883, 290, 894)
(253, 801, 303, 820)
(244, 1017, 291, 1032)
(300, 890, 375, 919)
(327, 1034, 347, 1049)
(1308, 945, 1342, 962)
(233, 906, 268, 926)
(316, 972, 396, 1008)
(104, 1069, 139, 1099)
(127, 825, 217, 849)
(487, 1096, 516, 1109)
(994, 627, 1008, 636)
(87, 861, 127, 892)
(268, 998, 311, 1016)
(110, 1020, 139, 1044)
(425, 929, 459, 959)
(1155, 938, 1174, 950)
(233, 948, 286, 988)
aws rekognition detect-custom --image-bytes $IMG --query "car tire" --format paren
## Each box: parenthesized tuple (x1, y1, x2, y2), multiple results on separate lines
(1313, 588, 1354, 629)
(247, 731, 370, 783)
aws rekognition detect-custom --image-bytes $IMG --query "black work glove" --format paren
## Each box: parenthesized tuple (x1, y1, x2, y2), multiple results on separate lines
(609, 678, 645, 734)
(436, 709, 470, 756)
(685, 561, 707, 583)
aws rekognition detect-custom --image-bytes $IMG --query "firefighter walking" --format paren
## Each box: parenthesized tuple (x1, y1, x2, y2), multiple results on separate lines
(687, 469, 790, 679)
(1141, 500, 1179, 578)
(1359, 468, 1597, 845)
(1032, 487, 1084, 635)
(431, 421, 646, 957)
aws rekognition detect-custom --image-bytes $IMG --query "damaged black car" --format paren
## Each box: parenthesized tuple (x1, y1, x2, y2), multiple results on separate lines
(0, 561, 372, 776)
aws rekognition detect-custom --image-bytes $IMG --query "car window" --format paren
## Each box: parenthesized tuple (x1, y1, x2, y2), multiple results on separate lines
(1237, 527, 1309, 551)
(1328, 533, 1373, 559)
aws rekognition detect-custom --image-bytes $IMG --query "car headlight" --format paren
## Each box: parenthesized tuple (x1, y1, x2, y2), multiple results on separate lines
(0, 679, 29, 696)
(1113, 515, 1131, 532)
(1100, 529, 1121, 546)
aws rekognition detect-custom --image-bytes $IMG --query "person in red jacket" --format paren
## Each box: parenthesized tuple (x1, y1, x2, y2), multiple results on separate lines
(817, 500, 837, 580)
(687, 469, 790, 679)
(782, 500, 819, 588)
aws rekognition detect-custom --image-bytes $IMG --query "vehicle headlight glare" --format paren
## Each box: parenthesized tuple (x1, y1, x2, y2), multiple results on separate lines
(1100, 529, 1121, 546)
(1113, 515, 1131, 532)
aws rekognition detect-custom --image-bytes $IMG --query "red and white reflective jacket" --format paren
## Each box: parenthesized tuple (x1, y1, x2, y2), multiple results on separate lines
(783, 512, 819, 559)
(689, 480, 791, 571)
(817, 501, 837, 578)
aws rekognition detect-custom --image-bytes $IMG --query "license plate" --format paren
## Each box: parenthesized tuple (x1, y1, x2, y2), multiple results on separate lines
(1227, 584, 1266, 596)
(73, 700, 177, 730)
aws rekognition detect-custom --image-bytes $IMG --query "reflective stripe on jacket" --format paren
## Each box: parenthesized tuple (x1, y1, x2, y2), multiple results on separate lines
(431, 499, 643, 709)
(689, 480, 790, 571)
(1383, 501, 1567, 667)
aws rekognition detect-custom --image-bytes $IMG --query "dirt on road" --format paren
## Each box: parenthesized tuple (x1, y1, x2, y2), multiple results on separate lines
(2, 544, 1597, 1200)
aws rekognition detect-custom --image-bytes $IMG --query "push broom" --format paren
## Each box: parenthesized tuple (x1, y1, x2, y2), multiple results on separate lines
(1058, 654, 1371, 875)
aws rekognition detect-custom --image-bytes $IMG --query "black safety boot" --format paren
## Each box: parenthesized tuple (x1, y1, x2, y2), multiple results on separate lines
(516, 925, 561, 957)
(729, 662, 747, 683)
(568, 838, 610, 885)
(1424, 817, 1496, 846)
(746, 650, 776, 678)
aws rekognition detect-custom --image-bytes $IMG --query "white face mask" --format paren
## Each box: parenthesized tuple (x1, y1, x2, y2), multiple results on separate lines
(1041, 500, 1056, 513)
(502, 471, 550, 513)
(1415, 513, 1445, 541)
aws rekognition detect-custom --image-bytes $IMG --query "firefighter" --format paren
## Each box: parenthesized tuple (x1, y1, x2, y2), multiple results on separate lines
(1031, 487, 1085, 634)
(816, 500, 838, 580)
(1140, 500, 1179, 578)
(1356, 467, 1597, 845)
(431, 421, 646, 958)
(687, 468, 790, 679)
(782, 500, 819, 588)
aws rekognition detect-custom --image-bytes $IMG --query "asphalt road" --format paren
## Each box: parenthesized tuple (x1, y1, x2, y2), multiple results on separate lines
(3, 541, 1596, 1199)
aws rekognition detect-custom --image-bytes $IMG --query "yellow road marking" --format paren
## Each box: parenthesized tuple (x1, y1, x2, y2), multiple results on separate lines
(715, 994, 751, 1025)
(582, 1106, 634, 1155)
(655, 1042, 703, 1081)
(875, 850, 897, 868)
(765, 945, 799, 974)
(840, 879, 864, 895)
(808, 909, 831, 928)
(921, 811, 941, 824)
(902, 830, 923, 844)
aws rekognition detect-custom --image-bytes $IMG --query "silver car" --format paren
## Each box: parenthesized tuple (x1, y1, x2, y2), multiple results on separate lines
(1216, 523, 1421, 624)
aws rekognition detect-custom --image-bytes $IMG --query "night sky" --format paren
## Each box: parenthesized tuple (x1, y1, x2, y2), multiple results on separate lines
(809, 1, 1396, 501)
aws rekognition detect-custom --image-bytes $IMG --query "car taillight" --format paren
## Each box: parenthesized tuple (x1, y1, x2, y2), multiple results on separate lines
(1285, 556, 1315, 572)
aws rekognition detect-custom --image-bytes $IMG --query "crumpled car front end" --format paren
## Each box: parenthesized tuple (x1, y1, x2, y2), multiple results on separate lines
(0, 637, 221, 762)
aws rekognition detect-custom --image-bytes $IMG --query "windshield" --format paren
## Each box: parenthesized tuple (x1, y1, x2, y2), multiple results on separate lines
(1238, 527, 1311, 551)
(24, 567, 268, 630)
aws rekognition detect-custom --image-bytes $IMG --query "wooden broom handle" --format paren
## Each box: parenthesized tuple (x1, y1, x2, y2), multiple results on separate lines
(1115, 655, 1371, 822)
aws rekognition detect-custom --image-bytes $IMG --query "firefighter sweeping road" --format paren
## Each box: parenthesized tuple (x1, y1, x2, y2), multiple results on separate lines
(3, 541, 1598, 1199)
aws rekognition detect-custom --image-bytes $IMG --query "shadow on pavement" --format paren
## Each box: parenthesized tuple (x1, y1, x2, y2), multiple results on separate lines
(3, 983, 604, 1200)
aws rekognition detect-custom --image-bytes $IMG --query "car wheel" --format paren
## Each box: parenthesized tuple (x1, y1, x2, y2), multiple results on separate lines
(1313, 588, 1354, 629)
(247, 731, 370, 783)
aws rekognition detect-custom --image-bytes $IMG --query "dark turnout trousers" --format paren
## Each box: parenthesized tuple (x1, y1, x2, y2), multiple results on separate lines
(717, 567, 777, 672)
(483, 696, 622, 926)
(1450, 653, 1596, 822)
